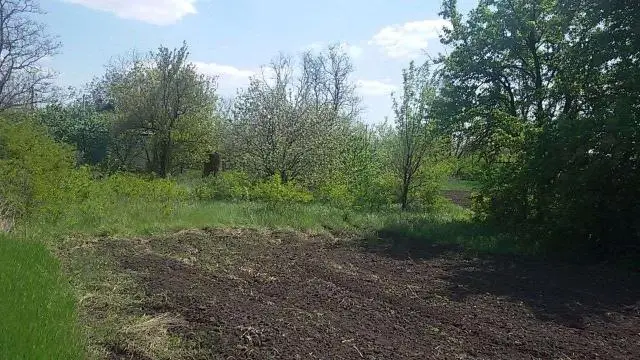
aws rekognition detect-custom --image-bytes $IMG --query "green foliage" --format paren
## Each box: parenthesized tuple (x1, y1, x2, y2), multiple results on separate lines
(450, 155, 484, 181)
(410, 159, 453, 210)
(250, 174, 313, 204)
(0, 235, 84, 359)
(195, 172, 312, 204)
(225, 46, 357, 185)
(0, 116, 81, 217)
(94, 173, 189, 203)
(315, 180, 355, 209)
(439, 0, 640, 260)
(313, 121, 397, 210)
(392, 61, 442, 210)
(194, 171, 251, 201)
(37, 103, 111, 165)
(101, 43, 217, 176)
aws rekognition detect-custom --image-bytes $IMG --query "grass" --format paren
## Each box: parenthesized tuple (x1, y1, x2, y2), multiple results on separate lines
(5, 183, 509, 359)
(22, 200, 390, 240)
(441, 178, 478, 192)
(372, 211, 529, 257)
(0, 234, 84, 359)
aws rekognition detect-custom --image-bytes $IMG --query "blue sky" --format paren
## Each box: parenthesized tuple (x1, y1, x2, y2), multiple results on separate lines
(41, 0, 477, 123)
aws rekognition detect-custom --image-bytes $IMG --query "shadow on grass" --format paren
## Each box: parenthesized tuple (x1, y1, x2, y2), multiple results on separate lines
(360, 216, 640, 329)
(361, 216, 520, 260)
(445, 255, 640, 329)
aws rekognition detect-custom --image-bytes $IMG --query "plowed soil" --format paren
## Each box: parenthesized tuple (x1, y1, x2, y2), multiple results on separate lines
(90, 228, 639, 359)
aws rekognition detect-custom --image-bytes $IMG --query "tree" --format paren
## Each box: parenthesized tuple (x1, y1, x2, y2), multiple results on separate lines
(393, 61, 438, 210)
(37, 102, 111, 165)
(0, 0, 60, 110)
(437, 0, 640, 258)
(228, 45, 358, 184)
(108, 43, 217, 177)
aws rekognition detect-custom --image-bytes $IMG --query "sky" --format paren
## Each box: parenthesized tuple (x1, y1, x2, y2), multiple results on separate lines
(41, 0, 477, 124)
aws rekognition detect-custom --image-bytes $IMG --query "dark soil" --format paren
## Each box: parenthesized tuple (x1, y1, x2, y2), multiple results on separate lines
(100, 229, 639, 359)
(442, 190, 472, 208)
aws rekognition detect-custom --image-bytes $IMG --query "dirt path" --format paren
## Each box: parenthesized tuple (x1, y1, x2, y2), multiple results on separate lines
(442, 190, 472, 208)
(71, 229, 640, 359)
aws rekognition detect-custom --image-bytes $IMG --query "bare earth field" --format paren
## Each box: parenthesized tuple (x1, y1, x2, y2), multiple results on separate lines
(61, 228, 640, 359)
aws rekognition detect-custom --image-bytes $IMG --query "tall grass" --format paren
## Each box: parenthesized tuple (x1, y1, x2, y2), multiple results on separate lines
(23, 199, 391, 240)
(0, 235, 84, 359)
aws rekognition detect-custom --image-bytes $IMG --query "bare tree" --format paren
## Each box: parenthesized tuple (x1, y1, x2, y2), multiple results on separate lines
(0, 0, 60, 110)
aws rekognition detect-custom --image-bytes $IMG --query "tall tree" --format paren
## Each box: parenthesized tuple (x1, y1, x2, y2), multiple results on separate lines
(228, 45, 358, 184)
(0, 0, 60, 110)
(108, 43, 217, 177)
(393, 61, 437, 210)
(438, 0, 640, 257)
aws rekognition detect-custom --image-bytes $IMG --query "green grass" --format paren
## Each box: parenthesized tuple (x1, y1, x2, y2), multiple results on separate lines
(0, 235, 84, 359)
(441, 178, 478, 192)
(6, 190, 510, 359)
(22, 200, 391, 240)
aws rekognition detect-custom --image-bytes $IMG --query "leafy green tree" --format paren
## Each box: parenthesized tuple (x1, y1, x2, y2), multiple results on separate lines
(37, 102, 111, 165)
(319, 121, 396, 209)
(107, 43, 217, 177)
(437, 0, 640, 258)
(392, 61, 439, 210)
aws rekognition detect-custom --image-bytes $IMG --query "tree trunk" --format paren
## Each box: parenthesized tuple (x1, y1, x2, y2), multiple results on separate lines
(280, 169, 289, 183)
(157, 133, 172, 178)
(400, 181, 410, 210)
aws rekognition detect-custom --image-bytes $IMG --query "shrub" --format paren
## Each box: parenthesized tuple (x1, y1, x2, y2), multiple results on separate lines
(410, 160, 453, 211)
(315, 180, 355, 209)
(93, 173, 190, 203)
(353, 172, 397, 211)
(0, 116, 82, 218)
(250, 174, 313, 204)
(194, 171, 251, 201)
(314, 170, 396, 211)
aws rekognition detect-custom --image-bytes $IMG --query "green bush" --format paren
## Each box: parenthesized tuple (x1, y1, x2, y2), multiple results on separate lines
(315, 171, 396, 211)
(194, 171, 251, 201)
(410, 160, 453, 210)
(37, 104, 111, 165)
(0, 116, 83, 218)
(93, 172, 189, 202)
(354, 172, 397, 210)
(250, 174, 313, 204)
(314, 177, 356, 209)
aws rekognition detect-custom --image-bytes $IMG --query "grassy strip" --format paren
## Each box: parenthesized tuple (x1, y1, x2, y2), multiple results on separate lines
(23, 201, 387, 239)
(441, 178, 478, 192)
(0, 235, 84, 359)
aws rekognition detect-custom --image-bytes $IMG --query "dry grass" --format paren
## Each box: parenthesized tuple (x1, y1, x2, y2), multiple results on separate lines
(56, 236, 189, 359)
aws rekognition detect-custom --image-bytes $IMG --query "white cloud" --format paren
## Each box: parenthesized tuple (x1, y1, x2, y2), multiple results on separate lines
(304, 41, 364, 59)
(62, 0, 197, 25)
(357, 79, 397, 96)
(369, 19, 451, 58)
(193, 62, 255, 79)
(193, 61, 256, 94)
(340, 42, 364, 59)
